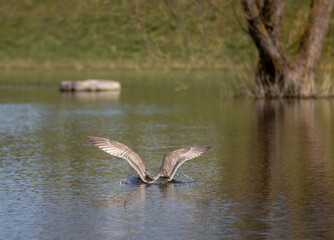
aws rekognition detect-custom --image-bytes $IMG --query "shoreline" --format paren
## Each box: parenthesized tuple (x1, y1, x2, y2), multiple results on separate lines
(0, 60, 251, 71)
(1, 59, 333, 72)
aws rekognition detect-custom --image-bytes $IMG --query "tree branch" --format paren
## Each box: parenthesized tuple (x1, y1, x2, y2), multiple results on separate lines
(295, 0, 334, 70)
(262, 0, 287, 46)
(241, 0, 282, 62)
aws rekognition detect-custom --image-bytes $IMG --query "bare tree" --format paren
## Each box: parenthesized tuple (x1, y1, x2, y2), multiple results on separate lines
(241, 0, 333, 97)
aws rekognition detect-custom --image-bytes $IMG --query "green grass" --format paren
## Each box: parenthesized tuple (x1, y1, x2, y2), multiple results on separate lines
(0, 1, 254, 69)
(0, 0, 333, 71)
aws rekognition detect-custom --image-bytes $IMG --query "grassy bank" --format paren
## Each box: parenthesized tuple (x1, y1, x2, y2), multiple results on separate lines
(0, 0, 333, 72)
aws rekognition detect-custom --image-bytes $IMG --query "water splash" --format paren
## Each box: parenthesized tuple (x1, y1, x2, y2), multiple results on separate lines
(120, 172, 195, 185)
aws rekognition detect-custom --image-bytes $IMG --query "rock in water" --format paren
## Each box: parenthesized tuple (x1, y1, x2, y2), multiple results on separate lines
(60, 80, 121, 92)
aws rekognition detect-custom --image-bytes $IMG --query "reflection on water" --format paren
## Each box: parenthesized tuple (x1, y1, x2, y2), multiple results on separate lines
(0, 87, 334, 239)
(61, 91, 120, 101)
(252, 100, 334, 239)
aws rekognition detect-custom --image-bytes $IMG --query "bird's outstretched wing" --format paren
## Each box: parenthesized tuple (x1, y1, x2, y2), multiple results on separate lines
(87, 136, 153, 183)
(156, 145, 212, 181)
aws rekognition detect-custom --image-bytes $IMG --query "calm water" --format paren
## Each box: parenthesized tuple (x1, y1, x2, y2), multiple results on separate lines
(0, 73, 334, 239)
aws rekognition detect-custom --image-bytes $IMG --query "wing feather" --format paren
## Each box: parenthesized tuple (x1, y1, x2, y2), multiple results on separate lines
(87, 136, 152, 182)
(157, 145, 212, 181)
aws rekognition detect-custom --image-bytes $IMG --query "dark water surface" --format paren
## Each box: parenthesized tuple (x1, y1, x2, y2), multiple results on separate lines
(1, 77, 334, 239)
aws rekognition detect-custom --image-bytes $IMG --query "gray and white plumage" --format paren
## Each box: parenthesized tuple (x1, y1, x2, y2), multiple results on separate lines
(87, 136, 212, 184)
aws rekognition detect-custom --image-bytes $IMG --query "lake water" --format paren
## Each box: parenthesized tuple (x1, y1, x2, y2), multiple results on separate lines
(0, 72, 334, 239)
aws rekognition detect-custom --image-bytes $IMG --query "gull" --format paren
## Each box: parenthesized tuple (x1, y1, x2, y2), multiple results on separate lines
(87, 136, 212, 184)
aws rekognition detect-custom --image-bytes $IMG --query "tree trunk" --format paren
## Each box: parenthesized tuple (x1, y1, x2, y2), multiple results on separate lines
(241, 0, 334, 98)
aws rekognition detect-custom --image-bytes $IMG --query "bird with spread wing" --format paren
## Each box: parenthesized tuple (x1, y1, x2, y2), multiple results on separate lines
(87, 136, 212, 184)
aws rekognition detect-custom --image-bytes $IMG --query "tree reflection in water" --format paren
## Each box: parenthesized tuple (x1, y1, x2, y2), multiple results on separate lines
(236, 99, 334, 239)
